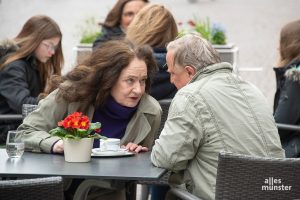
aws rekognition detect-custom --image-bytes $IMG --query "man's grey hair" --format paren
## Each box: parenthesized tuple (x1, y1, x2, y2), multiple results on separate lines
(166, 33, 221, 71)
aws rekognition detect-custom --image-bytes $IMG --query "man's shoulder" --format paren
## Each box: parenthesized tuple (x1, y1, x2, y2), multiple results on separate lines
(171, 88, 200, 113)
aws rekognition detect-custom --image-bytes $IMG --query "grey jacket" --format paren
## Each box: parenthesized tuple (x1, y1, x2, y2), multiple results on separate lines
(151, 62, 284, 200)
(18, 89, 162, 153)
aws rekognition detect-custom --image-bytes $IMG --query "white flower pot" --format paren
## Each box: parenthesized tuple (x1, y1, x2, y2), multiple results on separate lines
(213, 43, 239, 73)
(63, 138, 94, 162)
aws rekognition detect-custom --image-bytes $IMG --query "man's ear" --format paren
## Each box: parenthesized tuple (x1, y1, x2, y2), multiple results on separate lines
(185, 65, 197, 77)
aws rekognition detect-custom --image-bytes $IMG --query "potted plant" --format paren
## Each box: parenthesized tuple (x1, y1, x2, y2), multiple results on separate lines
(179, 17, 239, 72)
(74, 16, 102, 65)
(50, 112, 102, 162)
(181, 18, 227, 45)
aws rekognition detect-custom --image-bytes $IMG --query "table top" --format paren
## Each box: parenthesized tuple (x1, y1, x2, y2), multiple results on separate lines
(0, 149, 166, 181)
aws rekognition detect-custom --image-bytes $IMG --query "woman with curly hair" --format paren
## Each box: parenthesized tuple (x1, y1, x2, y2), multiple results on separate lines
(18, 40, 161, 199)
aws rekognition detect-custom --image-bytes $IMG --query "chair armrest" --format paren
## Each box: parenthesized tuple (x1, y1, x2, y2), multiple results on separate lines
(0, 114, 23, 122)
(276, 123, 300, 132)
(167, 188, 203, 200)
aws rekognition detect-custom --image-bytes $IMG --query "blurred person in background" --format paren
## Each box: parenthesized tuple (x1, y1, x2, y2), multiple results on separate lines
(93, 0, 149, 50)
(0, 15, 63, 144)
(273, 19, 300, 158)
(126, 3, 178, 100)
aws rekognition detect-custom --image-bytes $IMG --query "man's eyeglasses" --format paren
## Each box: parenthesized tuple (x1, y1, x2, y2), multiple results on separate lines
(42, 42, 58, 52)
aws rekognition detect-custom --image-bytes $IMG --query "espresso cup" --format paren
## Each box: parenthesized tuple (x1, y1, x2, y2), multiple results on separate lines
(100, 138, 120, 151)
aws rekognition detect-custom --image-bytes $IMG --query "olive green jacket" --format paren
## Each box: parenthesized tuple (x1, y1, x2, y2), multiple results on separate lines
(18, 90, 162, 153)
(151, 62, 284, 200)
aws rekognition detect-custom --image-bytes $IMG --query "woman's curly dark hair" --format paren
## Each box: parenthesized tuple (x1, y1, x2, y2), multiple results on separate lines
(56, 40, 157, 110)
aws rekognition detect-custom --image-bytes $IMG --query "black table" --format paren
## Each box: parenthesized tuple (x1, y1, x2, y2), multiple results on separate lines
(0, 149, 166, 181)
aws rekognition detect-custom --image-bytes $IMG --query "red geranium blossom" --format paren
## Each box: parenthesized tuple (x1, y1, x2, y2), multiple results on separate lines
(50, 112, 102, 140)
(58, 112, 90, 130)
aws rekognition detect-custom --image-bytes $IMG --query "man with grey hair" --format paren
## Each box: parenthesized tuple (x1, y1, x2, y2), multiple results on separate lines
(151, 34, 284, 200)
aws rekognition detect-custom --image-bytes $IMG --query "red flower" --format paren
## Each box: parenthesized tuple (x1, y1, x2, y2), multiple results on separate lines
(51, 112, 102, 139)
(58, 112, 90, 130)
(79, 116, 89, 130)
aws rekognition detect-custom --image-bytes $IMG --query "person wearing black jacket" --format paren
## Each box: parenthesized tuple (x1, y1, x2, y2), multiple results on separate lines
(0, 15, 64, 143)
(273, 19, 300, 158)
(93, 0, 148, 50)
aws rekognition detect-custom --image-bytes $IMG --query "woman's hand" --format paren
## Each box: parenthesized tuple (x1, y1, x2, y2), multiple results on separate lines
(52, 139, 64, 153)
(122, 142, 148, 153)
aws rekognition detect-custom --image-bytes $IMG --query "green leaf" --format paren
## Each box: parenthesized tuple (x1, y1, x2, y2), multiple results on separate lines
(212, 31, 226, 45)
(65, 135, 78, 139)
(49, 127, 69, 137)
(90, 122, 101, 130)
(80, 32, 101, 44)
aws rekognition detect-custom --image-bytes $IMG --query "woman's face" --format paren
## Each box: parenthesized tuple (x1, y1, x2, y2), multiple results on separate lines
(34, 36, 60, 63)
(111, 57, 147, 107)
(121, 0, 146, 31)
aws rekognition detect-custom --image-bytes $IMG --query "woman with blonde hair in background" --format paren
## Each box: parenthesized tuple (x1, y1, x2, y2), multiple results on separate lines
(126, 3, 178, 100)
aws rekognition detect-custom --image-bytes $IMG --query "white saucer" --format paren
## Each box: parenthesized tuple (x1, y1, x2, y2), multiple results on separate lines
(92, 148, 135, 157)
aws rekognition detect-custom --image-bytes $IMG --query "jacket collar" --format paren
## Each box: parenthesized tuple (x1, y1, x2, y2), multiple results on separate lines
(190, 62, 233, 84)
(75, 93, 157, 117)
(0, 39, 19, 64)
(274, 60, 300, 82)
(285, 60, 300, 82)
(118, 94, 156, 145)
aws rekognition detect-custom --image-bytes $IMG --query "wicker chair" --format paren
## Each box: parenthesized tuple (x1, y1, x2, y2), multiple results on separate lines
(168, 152, 300, 200)
(0, 176, 64, 200)
(138, 98, 172, 200)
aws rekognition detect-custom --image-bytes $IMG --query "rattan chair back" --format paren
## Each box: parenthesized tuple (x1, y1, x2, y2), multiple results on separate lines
(215, 152, 300, 200)
(0, 176, 64, 200)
